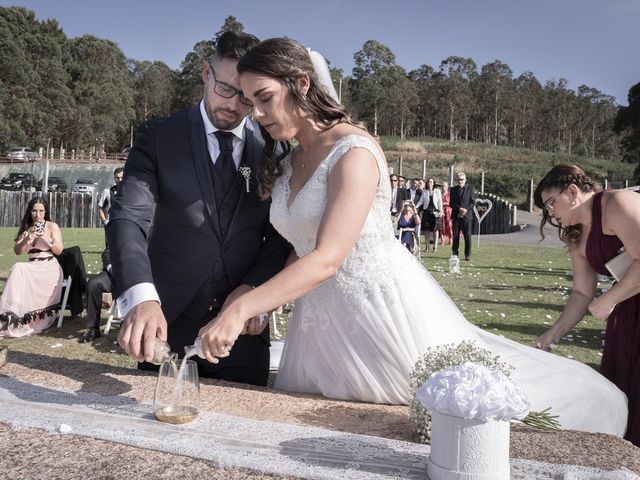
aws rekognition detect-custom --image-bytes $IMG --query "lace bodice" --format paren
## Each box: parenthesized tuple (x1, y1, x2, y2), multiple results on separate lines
(270, 134, 405, 296)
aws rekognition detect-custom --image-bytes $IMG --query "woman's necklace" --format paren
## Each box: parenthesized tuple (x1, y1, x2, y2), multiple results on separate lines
(293, 147, 307, 169)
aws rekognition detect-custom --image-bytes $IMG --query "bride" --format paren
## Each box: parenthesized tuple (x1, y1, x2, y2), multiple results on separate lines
(198, 37, 628, 436)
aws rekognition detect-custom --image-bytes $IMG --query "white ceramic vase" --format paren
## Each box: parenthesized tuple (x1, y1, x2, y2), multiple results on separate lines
(428, 411, 510, 480)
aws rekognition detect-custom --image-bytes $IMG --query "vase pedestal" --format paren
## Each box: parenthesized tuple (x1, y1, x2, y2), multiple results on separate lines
(428, 411, 510, 480)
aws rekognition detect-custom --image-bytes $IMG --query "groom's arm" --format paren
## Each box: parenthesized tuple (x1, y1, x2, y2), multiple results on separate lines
(107, 121, 160, 313)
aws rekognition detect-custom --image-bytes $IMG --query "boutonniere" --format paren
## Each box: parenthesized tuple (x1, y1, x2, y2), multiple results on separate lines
(239, 166, 251, 193)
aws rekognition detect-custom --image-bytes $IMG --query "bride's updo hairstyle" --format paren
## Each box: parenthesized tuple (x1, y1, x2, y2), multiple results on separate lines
(534, 164, 596, 248)
(238, 37, 365, 199)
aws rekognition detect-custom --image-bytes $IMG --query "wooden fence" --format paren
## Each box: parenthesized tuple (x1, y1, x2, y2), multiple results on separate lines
(1, 188, 517, 233)
(0, 190, 100, 228)
(470, 192, 517, 235)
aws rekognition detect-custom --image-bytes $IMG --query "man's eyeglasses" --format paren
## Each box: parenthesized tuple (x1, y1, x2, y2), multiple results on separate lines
(391, 179, 398, 183)
(209, 63, 253, 107)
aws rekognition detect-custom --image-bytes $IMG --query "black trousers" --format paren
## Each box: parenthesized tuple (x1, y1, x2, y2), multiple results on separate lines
(86, 271, 112, 330)
(139, 306, 270, 387)
(452, 216, 472, 258)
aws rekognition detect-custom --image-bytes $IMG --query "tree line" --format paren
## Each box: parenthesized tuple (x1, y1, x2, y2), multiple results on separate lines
(1, 7, 638, 178)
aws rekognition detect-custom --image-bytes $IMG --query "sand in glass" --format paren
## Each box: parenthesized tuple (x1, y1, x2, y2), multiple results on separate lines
(153, 357, 200, 424)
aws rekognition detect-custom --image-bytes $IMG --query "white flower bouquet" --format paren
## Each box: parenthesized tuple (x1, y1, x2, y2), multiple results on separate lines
(416, 362, 530, 422)
(410, 341, 560, 443)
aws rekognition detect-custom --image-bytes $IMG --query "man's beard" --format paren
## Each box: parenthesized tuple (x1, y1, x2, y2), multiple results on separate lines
(205, 103, 242, 131)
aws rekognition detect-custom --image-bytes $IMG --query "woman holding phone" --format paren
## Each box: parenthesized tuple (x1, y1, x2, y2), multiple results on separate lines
(0, 197, 64, 337)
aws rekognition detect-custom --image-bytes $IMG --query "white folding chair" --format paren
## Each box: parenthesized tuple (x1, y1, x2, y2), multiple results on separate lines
(56, 275, 72, 328)
(103, 301, 122, 334)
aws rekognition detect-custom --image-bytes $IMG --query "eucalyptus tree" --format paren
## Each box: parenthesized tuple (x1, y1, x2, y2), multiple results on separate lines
(573, 85, 617, 158)
(0, 7, 74, 151)
(329, 66, 350, 106)
(512, 71, 543, 149)
(408, 65, 436, 137)
(131, 60, 177, 124)
(379, 66, 418, 139)
(66, 35, 135, 152)
(540, 78, 576, 152)
(351, 40, 397, 136)
(214, 15, 244, 44)
(438, 56, 477, 141)
(475, 60, 514, 145)
(614, 82, 640, 179)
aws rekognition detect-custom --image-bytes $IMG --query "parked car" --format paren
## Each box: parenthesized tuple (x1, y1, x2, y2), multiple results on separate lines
(6, 147, 39, 162)
(0, 173, 37, 191)
(116, 147, 131, 161)
(36, 176, 68, 193)
(71, 178, 97, 194)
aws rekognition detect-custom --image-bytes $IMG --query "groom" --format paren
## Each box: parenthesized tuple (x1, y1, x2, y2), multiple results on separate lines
(107, 31, 291, 386)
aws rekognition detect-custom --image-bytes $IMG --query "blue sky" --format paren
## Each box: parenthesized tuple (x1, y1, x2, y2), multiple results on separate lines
(3, 0, 639, 105)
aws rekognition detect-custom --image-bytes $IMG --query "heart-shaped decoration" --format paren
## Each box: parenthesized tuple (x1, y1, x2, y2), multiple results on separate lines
(473, 198, 493, 223)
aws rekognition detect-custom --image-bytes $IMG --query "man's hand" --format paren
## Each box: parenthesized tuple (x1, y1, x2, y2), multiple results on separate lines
(117, 300, 167, 362)
(459, 207, 467, 217)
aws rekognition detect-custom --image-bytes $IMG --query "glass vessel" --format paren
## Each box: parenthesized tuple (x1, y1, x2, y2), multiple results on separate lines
(153, 359, 200, 424)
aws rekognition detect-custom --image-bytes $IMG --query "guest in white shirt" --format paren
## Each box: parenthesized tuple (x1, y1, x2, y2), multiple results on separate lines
(416, 177, 443, 252)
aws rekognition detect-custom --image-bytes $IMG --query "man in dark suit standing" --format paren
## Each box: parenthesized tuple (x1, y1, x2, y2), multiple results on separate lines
(450, 172, 475, 261)
(107, 31, 290, 386)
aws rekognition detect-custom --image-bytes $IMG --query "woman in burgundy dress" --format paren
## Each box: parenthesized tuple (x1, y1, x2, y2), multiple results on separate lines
(439, 181, 452, 245)
(533, 164, 640, 446)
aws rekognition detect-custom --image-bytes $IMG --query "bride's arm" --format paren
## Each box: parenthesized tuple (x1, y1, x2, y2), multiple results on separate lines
(198, 146, 380, 361)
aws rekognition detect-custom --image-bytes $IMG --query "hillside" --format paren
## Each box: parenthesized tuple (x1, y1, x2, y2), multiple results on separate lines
(379, 137, 635, 204)
(1, 137, 634, 207)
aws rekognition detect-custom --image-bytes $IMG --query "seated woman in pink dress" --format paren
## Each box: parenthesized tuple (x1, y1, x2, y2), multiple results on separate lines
(0, 197, 64, 338)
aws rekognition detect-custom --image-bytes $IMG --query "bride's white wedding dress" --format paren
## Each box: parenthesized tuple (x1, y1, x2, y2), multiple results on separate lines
(270, 134, 627, 436)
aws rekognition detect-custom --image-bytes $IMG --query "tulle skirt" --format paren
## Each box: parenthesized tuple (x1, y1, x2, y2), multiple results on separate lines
(275, 241, 628, 437)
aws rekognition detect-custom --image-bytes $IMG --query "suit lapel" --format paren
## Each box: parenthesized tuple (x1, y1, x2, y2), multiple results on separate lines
(188, 106, 222, 240)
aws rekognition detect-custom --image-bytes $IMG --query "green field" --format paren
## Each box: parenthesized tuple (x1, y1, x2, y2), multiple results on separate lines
(0, 227, 606, 371)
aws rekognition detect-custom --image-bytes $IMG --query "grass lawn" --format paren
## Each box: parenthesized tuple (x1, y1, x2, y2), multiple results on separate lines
(0, 227, 606, 372)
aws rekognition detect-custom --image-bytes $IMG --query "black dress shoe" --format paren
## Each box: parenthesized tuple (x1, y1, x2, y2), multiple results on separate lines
(465, 256, 471, 261)
(80, 328, 101, 343)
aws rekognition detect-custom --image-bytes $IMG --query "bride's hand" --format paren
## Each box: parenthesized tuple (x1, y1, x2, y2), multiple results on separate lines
(198, 310, 246, 363)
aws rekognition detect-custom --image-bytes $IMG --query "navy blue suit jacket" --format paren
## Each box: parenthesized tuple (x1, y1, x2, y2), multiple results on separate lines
(107, 105, 290, 326)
